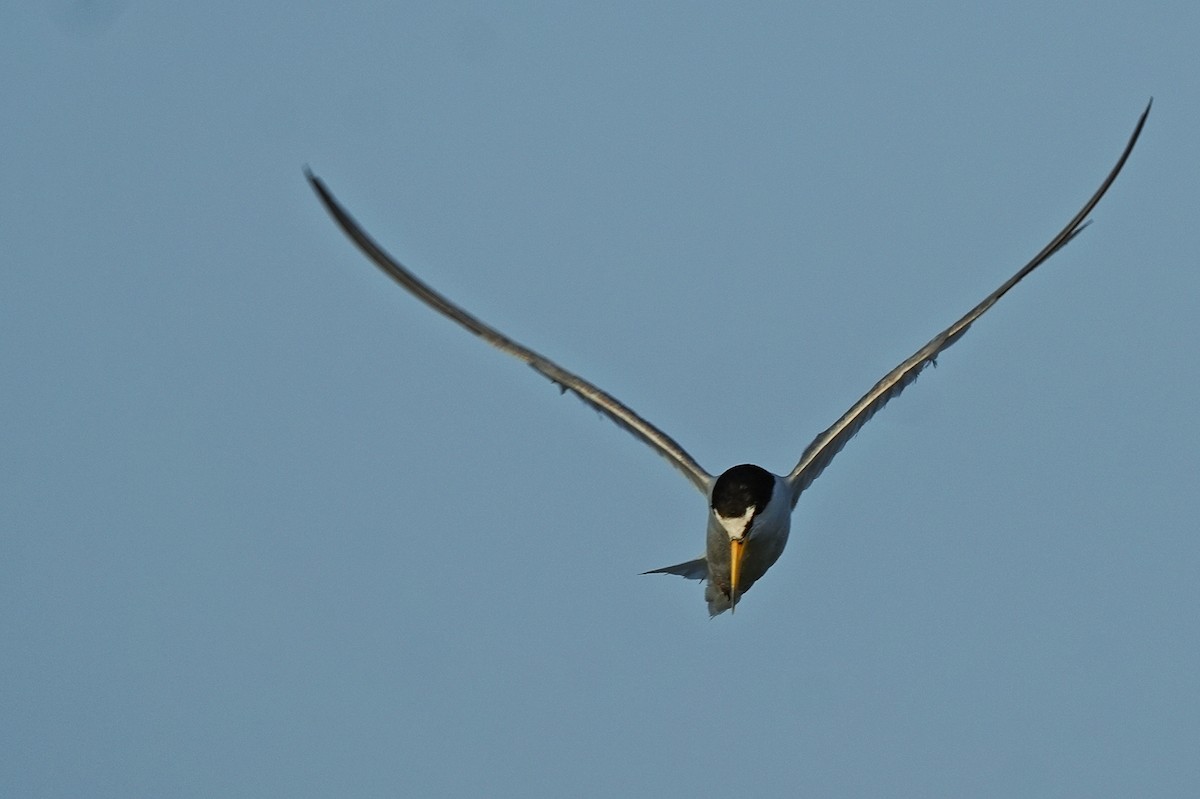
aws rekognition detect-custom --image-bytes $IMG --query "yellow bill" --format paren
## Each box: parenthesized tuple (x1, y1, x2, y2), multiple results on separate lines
(729, 537, 747, 613)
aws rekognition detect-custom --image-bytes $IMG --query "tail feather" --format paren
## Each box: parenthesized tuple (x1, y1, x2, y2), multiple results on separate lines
(642, 557, 708, 581)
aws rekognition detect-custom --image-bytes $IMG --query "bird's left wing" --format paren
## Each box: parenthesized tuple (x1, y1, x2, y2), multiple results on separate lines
(306, 171, 715, 495)
(785, 101, 1151, 506)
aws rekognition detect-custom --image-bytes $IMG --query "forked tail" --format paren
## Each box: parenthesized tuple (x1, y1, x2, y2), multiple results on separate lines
(642, 557, 708, 581)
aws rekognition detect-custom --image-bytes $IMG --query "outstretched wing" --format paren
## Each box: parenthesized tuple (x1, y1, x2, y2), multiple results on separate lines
(306, 171, 714, 495)
(785, 101, 1151, 506)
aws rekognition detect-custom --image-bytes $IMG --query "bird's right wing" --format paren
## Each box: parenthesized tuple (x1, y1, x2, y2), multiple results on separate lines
(306, 171, 715, 495)
(784, 101, 1151, 506)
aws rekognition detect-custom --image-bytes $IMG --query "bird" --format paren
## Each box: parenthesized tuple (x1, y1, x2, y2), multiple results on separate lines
(305, 102, 1149, 616)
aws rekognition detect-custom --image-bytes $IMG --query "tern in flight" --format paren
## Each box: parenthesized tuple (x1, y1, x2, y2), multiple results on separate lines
(306, 102, 1148, 615)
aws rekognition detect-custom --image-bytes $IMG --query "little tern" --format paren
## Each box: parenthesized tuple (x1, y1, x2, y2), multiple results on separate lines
(306, 102, 1149, 615)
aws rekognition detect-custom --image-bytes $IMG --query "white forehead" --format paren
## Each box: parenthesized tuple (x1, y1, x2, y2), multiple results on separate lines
(716, 505, 756, 540)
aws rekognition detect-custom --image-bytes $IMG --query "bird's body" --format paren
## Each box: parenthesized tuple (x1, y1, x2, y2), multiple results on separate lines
(648, 464, 792, 615)
(306, 102, 1149, 615)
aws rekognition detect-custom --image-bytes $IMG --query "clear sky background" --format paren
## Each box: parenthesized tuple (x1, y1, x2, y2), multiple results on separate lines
(4, 2, 1197, 796)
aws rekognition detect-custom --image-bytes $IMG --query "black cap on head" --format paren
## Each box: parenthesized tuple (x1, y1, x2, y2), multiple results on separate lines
(711, 464, 774, 519)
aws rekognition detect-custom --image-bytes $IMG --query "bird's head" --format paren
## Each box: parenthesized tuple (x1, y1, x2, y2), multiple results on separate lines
(711, 464, 776, 612)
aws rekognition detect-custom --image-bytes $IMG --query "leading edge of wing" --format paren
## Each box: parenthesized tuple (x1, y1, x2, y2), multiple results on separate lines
(784, 100, 1152, 505)
(304, 170, 714, 495)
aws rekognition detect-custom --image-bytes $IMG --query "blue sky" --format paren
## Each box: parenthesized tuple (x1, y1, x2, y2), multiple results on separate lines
(4, 2, 1198, 796)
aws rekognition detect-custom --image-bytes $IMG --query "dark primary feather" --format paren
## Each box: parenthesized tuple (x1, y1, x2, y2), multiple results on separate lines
(784, 100, 1151, 506)
(305, 169, 714, 495)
